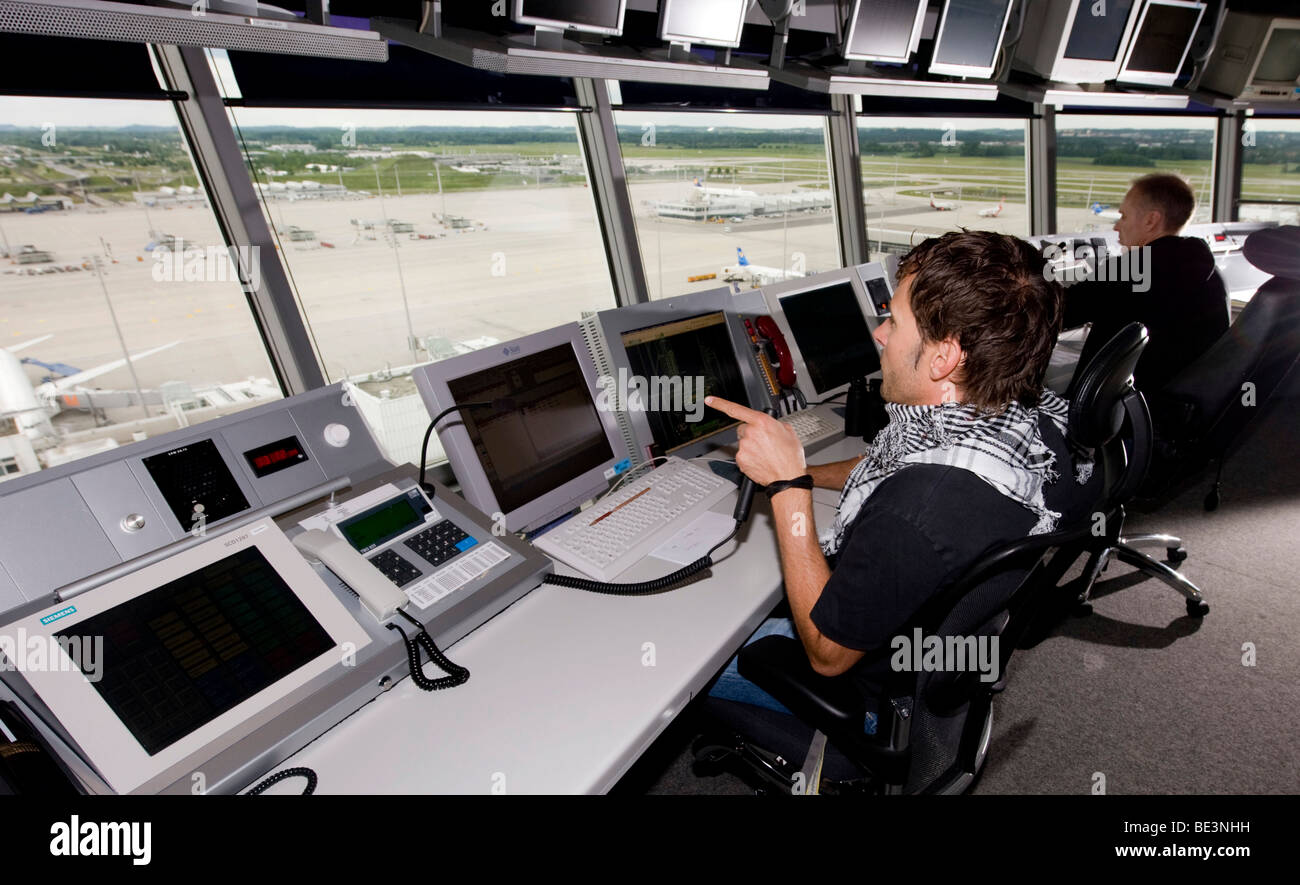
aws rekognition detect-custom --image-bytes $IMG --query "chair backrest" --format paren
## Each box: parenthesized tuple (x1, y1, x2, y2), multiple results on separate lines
(888, 327, 1151, 792)
(1156, 276, 1300, 461)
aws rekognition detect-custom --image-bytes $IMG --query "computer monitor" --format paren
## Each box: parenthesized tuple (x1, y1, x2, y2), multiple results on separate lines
(659, 0, 749, 49)
(759, 269, 884, 403)
(1117, 0, 1205, 88)
(1014, 0, 1143, 84)
(0, 516, 371, 794)
(929, 0, 1015, 80)
(512, 0, 626, 37)
(842, 0, 928, 65)
(1201, 14, 1300, 102)
(591, 289, 772, 462)
(413, 323, 626, 534)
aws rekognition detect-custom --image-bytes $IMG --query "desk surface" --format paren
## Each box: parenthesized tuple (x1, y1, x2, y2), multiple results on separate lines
(270, 436, 863, 794)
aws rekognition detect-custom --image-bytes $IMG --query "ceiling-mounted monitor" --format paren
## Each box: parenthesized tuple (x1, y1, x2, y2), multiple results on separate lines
(1117, 0, 1205, 87)
(928, 0, 1015, 79)
(1013, 0, 1144, 84)
(842, 0, 928, 65)
(659, 0, 749, 49)
(1201, 13, 1300, 103)
(512, 0, 627, 37)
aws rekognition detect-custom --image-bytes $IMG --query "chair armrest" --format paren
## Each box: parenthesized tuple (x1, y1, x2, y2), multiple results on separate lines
(737, 636, 909, 783)
(737, 635, 866, 729)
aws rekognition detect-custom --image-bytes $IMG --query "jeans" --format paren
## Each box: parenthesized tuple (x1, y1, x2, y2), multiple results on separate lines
(708, 617, 879, 736)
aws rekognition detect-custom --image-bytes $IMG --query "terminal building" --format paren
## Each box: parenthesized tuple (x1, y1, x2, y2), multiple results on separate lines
(0, 0, 1297, 805)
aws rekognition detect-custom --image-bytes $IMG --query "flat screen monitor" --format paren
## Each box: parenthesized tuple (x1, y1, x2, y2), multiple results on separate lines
(1253, 26, 1300, 85)
(1117, 0, 1204, 87)
(759, 269, 883, 401)
(512, 0, 626, 36)
(658, 0, 748, 48)
(0, 517, 370, 794)
(413, 323, 625, 534)
(777, 283, 881, 395)
(619, 311, 752, 459)
(843, 0, 927, 64)
(1063, 0, 1136, 62)
(929, 0, 1014, 79)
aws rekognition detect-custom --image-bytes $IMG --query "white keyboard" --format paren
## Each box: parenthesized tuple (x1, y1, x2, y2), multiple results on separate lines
(780, 409, 840, 448)
(532, 457, 734, 582)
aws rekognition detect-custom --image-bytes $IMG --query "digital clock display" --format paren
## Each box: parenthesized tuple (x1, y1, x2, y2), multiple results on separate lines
(244, 436, 308, 478)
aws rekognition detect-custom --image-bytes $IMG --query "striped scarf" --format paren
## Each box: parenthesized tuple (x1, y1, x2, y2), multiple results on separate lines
(820, 389, 1093, 557)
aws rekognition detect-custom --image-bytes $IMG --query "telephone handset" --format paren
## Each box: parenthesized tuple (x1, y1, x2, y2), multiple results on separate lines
(293, 530, 407, 622)
(754, 315, 796, 390)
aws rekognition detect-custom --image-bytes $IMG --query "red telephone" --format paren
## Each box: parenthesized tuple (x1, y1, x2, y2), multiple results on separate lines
(754, 315, 796, 390)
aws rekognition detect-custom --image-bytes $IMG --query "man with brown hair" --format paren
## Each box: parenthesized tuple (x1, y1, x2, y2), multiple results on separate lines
(704, 231, 1100, 719)
(1066, 172, 1229, 395)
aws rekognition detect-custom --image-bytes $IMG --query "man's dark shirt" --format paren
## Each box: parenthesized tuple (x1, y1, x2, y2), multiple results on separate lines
(811, 413, 1100, 703)
(1064, 235, 1229, 396)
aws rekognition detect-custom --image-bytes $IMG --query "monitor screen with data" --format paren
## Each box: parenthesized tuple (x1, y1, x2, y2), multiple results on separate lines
(620, 311, 751, 458)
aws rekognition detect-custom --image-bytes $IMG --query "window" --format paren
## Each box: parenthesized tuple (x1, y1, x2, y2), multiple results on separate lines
(0, 96, 281, 476)
(857, 117, 1029, 261)
(1239, 117, 1300, 226)
(612, 111, 841, 298)
(225, 106, 615, 467)
(1054, 114, 1216, 233)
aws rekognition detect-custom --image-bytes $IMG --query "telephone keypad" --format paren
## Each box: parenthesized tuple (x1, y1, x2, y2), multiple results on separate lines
(404, 521, 474, 568)
(368, 549, 422, 587)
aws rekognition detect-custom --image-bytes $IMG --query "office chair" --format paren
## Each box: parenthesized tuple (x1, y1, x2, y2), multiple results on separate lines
(1141, 225, 1300, 512)
(1056, 323, 1210, 620)
(690, 327, 1150, 795)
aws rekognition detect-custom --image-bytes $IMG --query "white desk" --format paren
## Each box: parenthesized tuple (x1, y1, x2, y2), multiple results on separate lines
(268, 437, 865, 794)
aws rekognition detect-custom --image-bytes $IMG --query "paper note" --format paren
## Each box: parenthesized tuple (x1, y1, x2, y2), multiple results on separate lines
(650, 510, 737, 566)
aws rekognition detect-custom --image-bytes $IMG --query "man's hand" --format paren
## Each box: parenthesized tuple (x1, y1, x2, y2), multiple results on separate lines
(705, 396, 806, 486)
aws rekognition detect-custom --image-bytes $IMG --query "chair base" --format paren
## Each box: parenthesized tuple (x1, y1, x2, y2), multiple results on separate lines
(1076, 535, 1208, 618)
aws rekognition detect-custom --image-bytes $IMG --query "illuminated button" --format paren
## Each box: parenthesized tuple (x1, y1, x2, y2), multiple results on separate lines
(323, 423, 351, 448)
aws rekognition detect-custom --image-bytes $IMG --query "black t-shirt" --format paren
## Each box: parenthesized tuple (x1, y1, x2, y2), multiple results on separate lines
(810, 414, 1100, 703)
(1064, 235, 1229, 396)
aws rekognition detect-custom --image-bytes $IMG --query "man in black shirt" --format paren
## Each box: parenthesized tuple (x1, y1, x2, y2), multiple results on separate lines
(705, 231, 1100, 721)
(1065, 173, 1229, 396)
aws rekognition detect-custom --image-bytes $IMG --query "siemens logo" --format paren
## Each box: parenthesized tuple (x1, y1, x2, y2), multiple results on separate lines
(39, 607, 76, 626)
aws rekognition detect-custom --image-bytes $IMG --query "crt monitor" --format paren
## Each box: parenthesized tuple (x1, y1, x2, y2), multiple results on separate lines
(658, 0, 749, 49)
(929, 0, 1015, 80)
(842, 0, 927, 64)
(1253, 24, 1300, 88)
(591, 287, 773, 462)
(412, 323, 626, 535)
(1014, 0, 1143, 83)
(618, 311, 754, 460)
(1117, 0, 1205, 87)
(512, 0, 626, 36)
(759, 269, 883, 402)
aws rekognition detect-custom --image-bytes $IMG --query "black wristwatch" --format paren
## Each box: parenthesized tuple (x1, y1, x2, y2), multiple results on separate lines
(763, 474, 814, 498)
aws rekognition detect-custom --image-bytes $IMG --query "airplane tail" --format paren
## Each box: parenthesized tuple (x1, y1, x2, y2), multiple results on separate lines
(693, 177, 703, 187)
(1090, 202, 1104, 213)
(736, 247, 749, 266)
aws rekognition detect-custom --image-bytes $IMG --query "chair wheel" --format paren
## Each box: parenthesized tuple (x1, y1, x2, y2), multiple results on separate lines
(1204, 490, 1220, 512)
(1186, 598, 1209, 618)
(1166, 546, 1188, 564)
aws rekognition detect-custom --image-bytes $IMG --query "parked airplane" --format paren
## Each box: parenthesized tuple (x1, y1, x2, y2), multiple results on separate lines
(930, 193, 957, 211)
(693, 177, 758, 198)
(721, 247, 806, 286)
(1090, 202, 1122, 221)
(0, 336, 181, 441)
(978, 197, 1005, 218)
